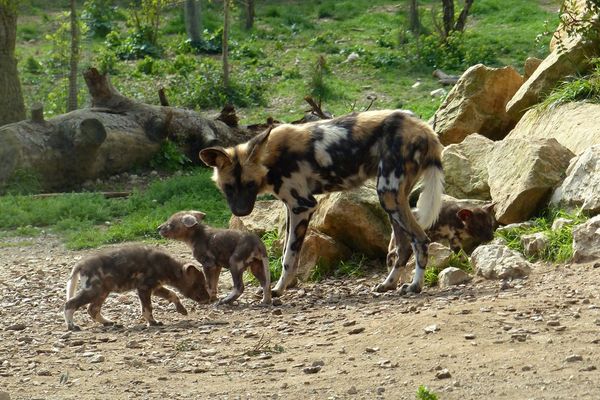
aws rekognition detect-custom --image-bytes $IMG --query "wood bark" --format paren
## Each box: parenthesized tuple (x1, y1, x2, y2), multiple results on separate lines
(0, 1, 26, 126)
(408, 0, 422, 35)
(68, 0, 79, 112)
(184, 0, 202, 44)
(244, 0, 255, 30)
(0, 68, 254, 192)
(441, 0, 455, 39)
(454, 0, 474, 33)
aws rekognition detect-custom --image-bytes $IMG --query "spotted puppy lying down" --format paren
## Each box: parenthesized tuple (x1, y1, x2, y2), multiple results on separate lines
(64, 246, 210, 331)
(200, 109, 444, 296)
(158, 211, 271, 305)
(388, 201, 497, 270)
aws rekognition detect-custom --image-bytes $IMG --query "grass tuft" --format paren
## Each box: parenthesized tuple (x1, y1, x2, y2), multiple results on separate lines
(416, 385, 439, 400)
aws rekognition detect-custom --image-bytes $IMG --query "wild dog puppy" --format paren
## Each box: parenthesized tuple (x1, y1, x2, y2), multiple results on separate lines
(199, 109, 445, 296)
(64, 246, 210, 331)
(158, 211, 272, 305)
(387, 201, 497, 270)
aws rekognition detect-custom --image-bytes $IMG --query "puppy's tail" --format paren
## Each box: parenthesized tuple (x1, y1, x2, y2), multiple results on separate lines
(66, 266, 81, 301)
(415, 148, 444, 230)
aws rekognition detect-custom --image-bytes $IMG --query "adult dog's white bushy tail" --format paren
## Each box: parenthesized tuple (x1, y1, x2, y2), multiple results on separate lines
(415, 165, 445, 230)
(66, 267, 80, 301)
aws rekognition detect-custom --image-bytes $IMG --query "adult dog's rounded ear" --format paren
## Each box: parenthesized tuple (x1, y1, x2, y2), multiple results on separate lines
(199, 147, 232, 169)
(457, 209, 473, 222)
(247, 125, 274, 161)
(182, 214, 200, 228)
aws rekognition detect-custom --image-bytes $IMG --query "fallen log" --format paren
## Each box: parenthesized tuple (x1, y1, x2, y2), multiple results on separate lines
(0, 68, 254, 193)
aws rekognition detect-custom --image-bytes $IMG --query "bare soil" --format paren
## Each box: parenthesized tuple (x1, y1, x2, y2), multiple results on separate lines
(1, 234, 599, 400)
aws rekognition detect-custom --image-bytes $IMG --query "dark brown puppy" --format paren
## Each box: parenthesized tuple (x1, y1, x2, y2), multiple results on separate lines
(387, 202, 497, 270)
(64, 245, 210, 331)
(158, 211, 271, 305)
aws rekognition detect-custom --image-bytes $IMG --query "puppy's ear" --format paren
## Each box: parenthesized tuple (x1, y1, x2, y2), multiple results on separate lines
(457, 209, 473, 222)
(192, 211, 206, 222)
(247, 125, 273, 162)
(483, 202, 496, 214)
(183, 263, 202, 277)
(199, 147, 232, 169)
(182, 214, 199, 228)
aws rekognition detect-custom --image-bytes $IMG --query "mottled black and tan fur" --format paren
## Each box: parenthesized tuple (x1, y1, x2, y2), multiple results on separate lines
(388, 201, 497, 270)
(158, 211, 271, 305)
(64, 246, 210, 331)
(200, 109, 444, 296)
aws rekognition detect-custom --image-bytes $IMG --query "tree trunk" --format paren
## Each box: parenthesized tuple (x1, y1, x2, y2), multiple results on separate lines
(244, 0, 255, 30)
(68, 0, 79, 112)
(223, 0, 230, 89)
(408, 0, 422, 35)
(454, 0, 475, 33)
(184, 0, 202, 43)
(0, 68, 254, 192)
(0, 1, 26, 126)
(441, 0, 455, 39)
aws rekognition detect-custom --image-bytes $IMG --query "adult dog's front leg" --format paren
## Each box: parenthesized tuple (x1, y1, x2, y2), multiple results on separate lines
(272, 204, 314, 297)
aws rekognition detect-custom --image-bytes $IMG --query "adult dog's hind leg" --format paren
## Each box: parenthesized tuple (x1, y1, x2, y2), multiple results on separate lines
(272, 201, 315, 297)
(375, 223, 414, 292)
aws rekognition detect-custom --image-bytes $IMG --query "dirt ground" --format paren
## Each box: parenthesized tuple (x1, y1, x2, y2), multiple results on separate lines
(1, 234, 599, 400)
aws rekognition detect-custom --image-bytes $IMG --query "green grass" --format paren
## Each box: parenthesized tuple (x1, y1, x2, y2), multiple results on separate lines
(14, 0, 558, 122)
(416, 385, 438, 400)
(260, 230, 284, 283)
(309, 254, 368, 282)
(0, 168, 230, 249)
(538, 58, 600, 109)
(495, 208, 588, 262)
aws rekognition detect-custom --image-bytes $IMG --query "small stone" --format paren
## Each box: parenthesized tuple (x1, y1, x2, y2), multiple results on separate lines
(347, 386, 358, 395)
(424, 324, 440, 334)
(365, 347, 380, 353)
(580, 365, 597, 372)
(272, 298, 283, 307)
(376, 386, 385, 395)
(435, 368, 451, 379)
(272, 309, 283, 316)
(566, 354, 583, 362)
(89, 355, 105, 363)
(464, 333, 476, 340)
(546, 320, 560, 327)
(5, 323, 26, 331)
(522, 365, 533, 371)
(303, 365, 321, 374)
(348, 327, 365, 335)
(36, 369, 51, 376)
(200, 348, 218, 357)
(312, 360, 325, 367)
(342, 320, 357, 327)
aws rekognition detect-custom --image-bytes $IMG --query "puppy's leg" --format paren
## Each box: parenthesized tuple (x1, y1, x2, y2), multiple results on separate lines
(202, 264, 222, 302)
(218, 258, 245, 305)
(137, 287, 162, 326)
(64, 289, 98, 331)
(250, 256, 271, 305)
(272, 201, 315, 297)
(86, 291, 115, 326)
(153, 286, 187, 315)
(375, 223, 414, 292)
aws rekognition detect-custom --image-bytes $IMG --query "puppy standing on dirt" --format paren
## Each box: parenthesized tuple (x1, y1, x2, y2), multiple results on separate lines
(200, 109, 444, 296)
(64, 246, 210, 331)
(158, 211, 271, 305)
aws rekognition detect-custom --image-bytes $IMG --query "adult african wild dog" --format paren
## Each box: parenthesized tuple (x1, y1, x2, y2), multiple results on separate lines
(200, 109, 444, 297)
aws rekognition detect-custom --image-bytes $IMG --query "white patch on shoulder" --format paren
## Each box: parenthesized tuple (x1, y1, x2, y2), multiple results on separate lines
(314, 125, 349, 167)
(413, 150, 421, 164)
(80, 275, 90, 289)
(377, 172, 403, 192)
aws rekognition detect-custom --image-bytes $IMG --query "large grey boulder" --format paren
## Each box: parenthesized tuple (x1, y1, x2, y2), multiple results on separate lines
(432, 64, 523, 145)
(471, 244, 533, 280)
(572, 215, 600, 263)
(551, 145, 600, 215)
(310, 185, 391, 258)
(506, 102, 600, 155)
(506, 36, 597, 119)
(441, 134, 493, 200)
(487, 138, 574, 224)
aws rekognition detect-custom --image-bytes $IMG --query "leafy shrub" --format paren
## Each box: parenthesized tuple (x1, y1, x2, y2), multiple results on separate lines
(24, 56, 42, 74)
(416, 385, 438, 400)
(149, 139, 191, 172)
(82, 0, 121, 38)
(137, 56, 155, 75)
(105, 29, 162, 60)
(2, 169, 42, 195)
(177, 29, 223, 55)
(95, 48, 119, 74)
